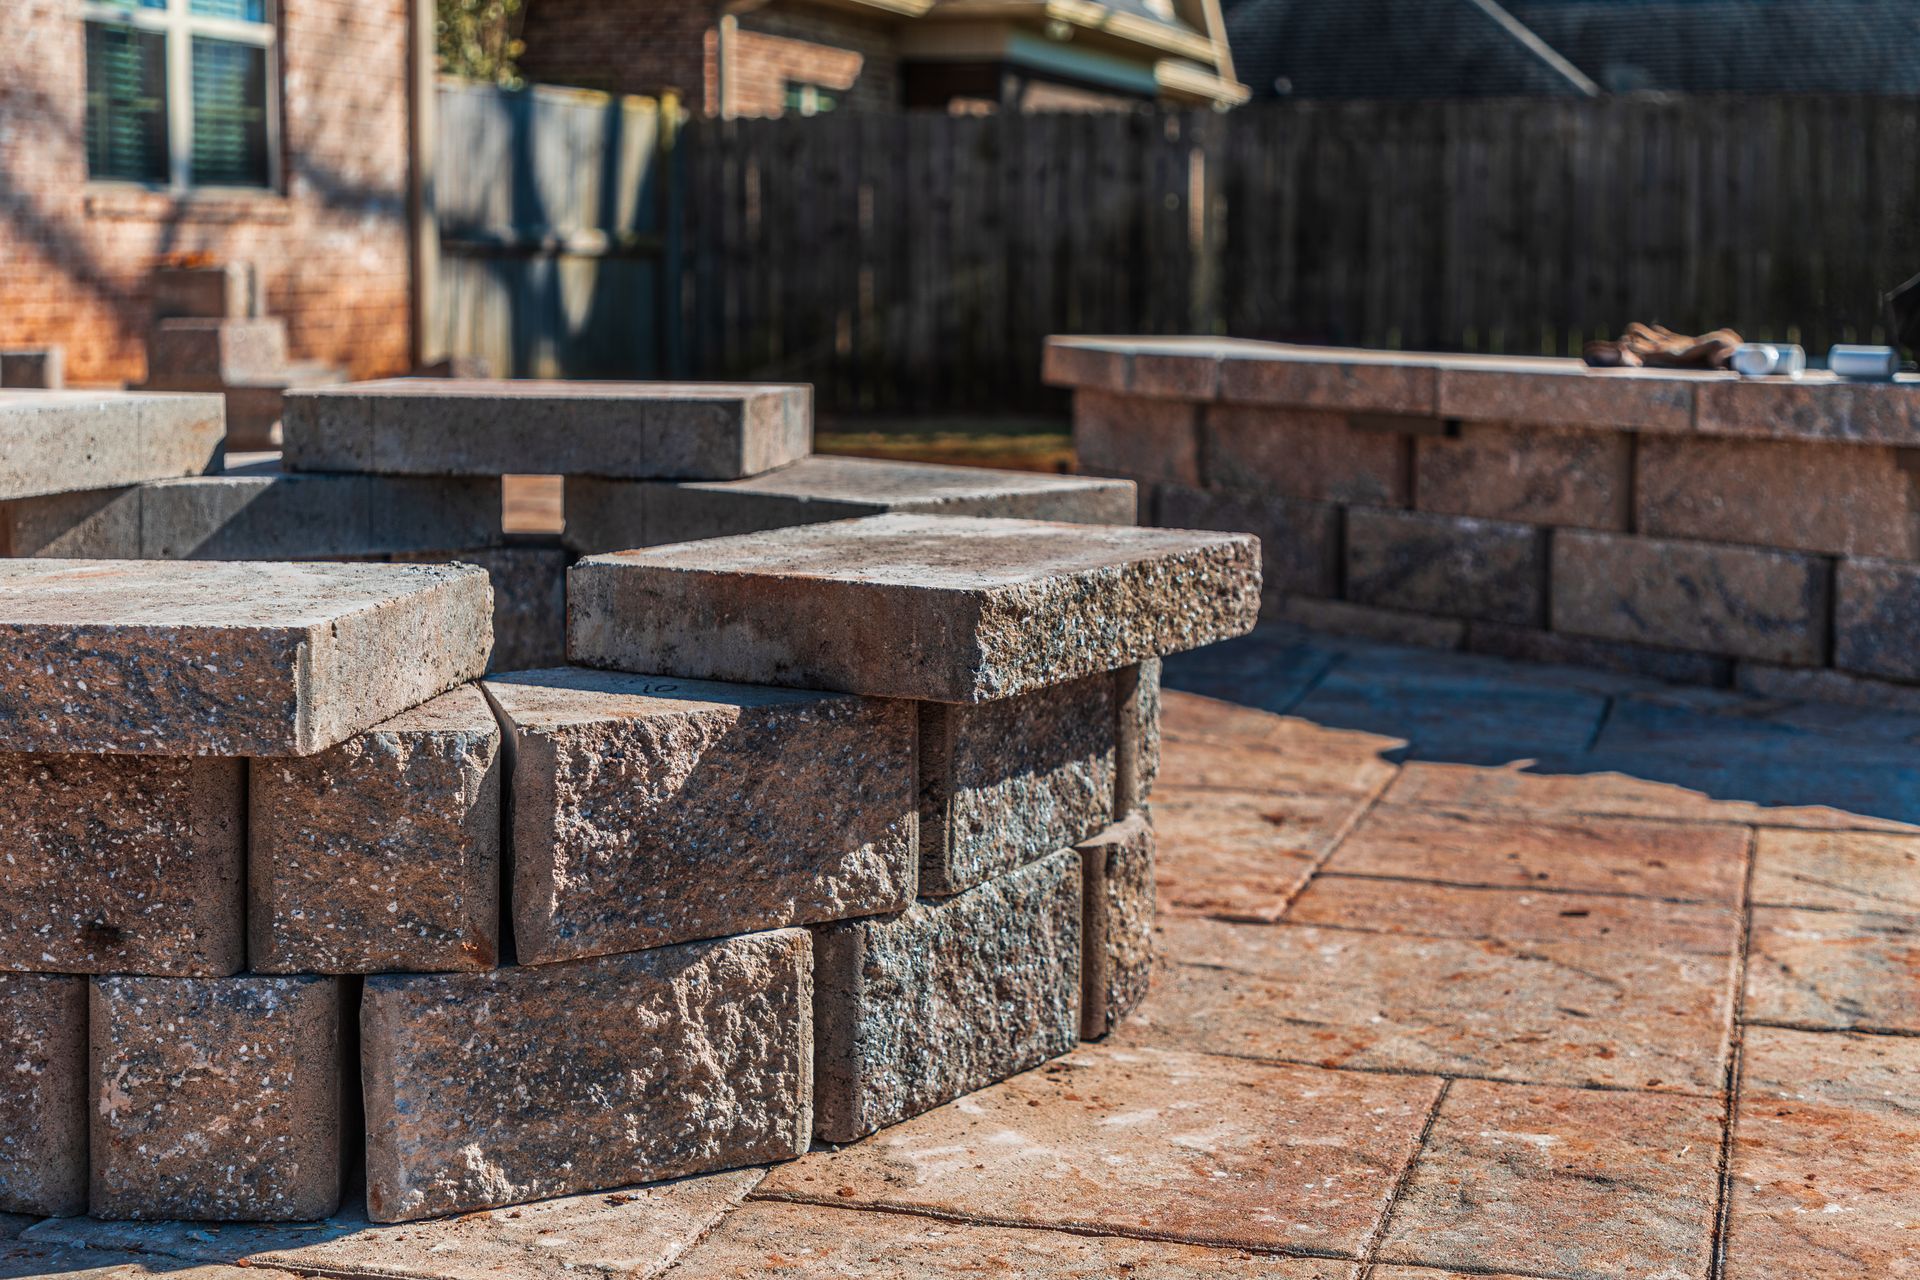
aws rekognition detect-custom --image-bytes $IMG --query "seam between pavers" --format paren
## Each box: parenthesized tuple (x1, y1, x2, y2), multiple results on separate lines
(646, 1167, 771, 1280)
(1245, 914, 1740, 956)
(1254, 760, 1402, 923)
(1583, 694, 1619, 752)
(740, 1190, 1362, 1263)
(1373, 792, 1911, 836)
(1708, 825, 1759, 1280)
(1740, 1017, 1920, 1039)
(1354, 1076, 1451, 1280)
(1126, 1003, 1728, 1100)
(1312, 868, 1740, 909)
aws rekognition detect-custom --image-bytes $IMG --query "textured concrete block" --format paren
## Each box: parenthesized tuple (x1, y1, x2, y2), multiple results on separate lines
(1281, 597, 1467, 649)
(151, 262, 259, 321)
(570, 514, 1261, 703)
(1216, 345, 1437, 413)
(1040, 340, 1129, 393)
(91, 975, 345, 1222)
(361, 930, 813, 1223)
(0, 391, 223, 501)
(1206, 404, 1410, 505)
(0, 560, 493, 756)
(139, 475, 503, 560)
(250, 686, 501, 975)
(1078, 811, 1155, 1041)
(1072, 391, 1200, 485)
(0, 975, 87, 1216)
(1156, 482, 1340, 608)
(563, 457, 1137, 554)
(1436, 363, 1697, 433)
(1416, 423, 1631, 529)
(284, 380, 811, 480)
(1635, 437, 1920, 558)
(920, 675, 1113, 897)
(0, 348, 64, 389)
(1553, 531, 1830, 665)
(486, 668, 914, 963)
(1347, 508, 1547, 625)
(1467, 622, 1732, 687)
(146, 319, 288, 385)
(0, 488, 141, 557)
(1115, 658, 1161, 818)
(812, 849, 1081, 1143)
(1695, 375, 1920, 446)
(1737, 661, 1920, 712)
(1835, 558, 1920, 681)
(397, 542, 569, 672)
(0, 755, 242, 976)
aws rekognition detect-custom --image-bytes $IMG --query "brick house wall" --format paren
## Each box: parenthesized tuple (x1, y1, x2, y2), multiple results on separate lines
(516, 0, 898, 117)
(0, 0, 414, 386)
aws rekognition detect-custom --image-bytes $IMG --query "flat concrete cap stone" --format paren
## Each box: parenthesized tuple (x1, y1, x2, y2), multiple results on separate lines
(0, 391, 223, 500)
(568, 514, 1261, 702)
(563, 458, 1136, 553)
(0, 561, 493, 756)
(283, 379, 811, 479)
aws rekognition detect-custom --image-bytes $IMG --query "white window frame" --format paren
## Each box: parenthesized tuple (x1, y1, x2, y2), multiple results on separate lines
(80, 0, 282, 193)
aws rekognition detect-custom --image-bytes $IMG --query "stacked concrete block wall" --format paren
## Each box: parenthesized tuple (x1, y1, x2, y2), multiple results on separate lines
(1049, 335, 1920, 701)
(568, 514, 1259, 1144)
(0, 389, 1258, 1230)
(3, 382, 1137, 672)
(0, 557, 494, 1223)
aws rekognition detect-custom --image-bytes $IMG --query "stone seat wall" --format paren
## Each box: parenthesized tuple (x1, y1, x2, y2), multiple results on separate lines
(1, 384, 1136, 674)
(1047, 335, 1920, 706)
(0, 387, 1261, 1227)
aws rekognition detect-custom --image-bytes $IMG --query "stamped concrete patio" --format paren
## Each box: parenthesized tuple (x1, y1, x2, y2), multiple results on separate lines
(7, 620, 1918, 1279)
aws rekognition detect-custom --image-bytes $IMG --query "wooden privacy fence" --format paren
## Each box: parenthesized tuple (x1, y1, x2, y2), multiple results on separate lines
(430, 78, 674, 379)
(433, 90, 1920, 411)
(678, 95, 1920, 414)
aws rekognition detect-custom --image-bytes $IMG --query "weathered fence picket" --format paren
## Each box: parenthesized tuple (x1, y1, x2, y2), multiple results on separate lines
(433, 88, 1920, 412)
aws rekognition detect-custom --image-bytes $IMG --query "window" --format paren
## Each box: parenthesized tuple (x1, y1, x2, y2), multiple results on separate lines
(783, 81, 838, 118)
(83, 0, 277, 190)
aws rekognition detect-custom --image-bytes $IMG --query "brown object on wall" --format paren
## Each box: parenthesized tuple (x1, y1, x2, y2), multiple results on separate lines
(1582, 324, 1742, 370)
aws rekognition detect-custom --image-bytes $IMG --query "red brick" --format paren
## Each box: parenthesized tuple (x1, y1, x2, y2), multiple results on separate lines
(1205, 403, 1409, 505)
(1073, 390, 1201, 485)
(0, 0, 413, 384)
(517, 0, 897, 116)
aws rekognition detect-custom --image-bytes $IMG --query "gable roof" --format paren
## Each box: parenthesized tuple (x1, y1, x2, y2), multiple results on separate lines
(1505, 0, 1920, 94)
(1225, 0, 1920, 100)
(1223, 0, 1598, 100)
